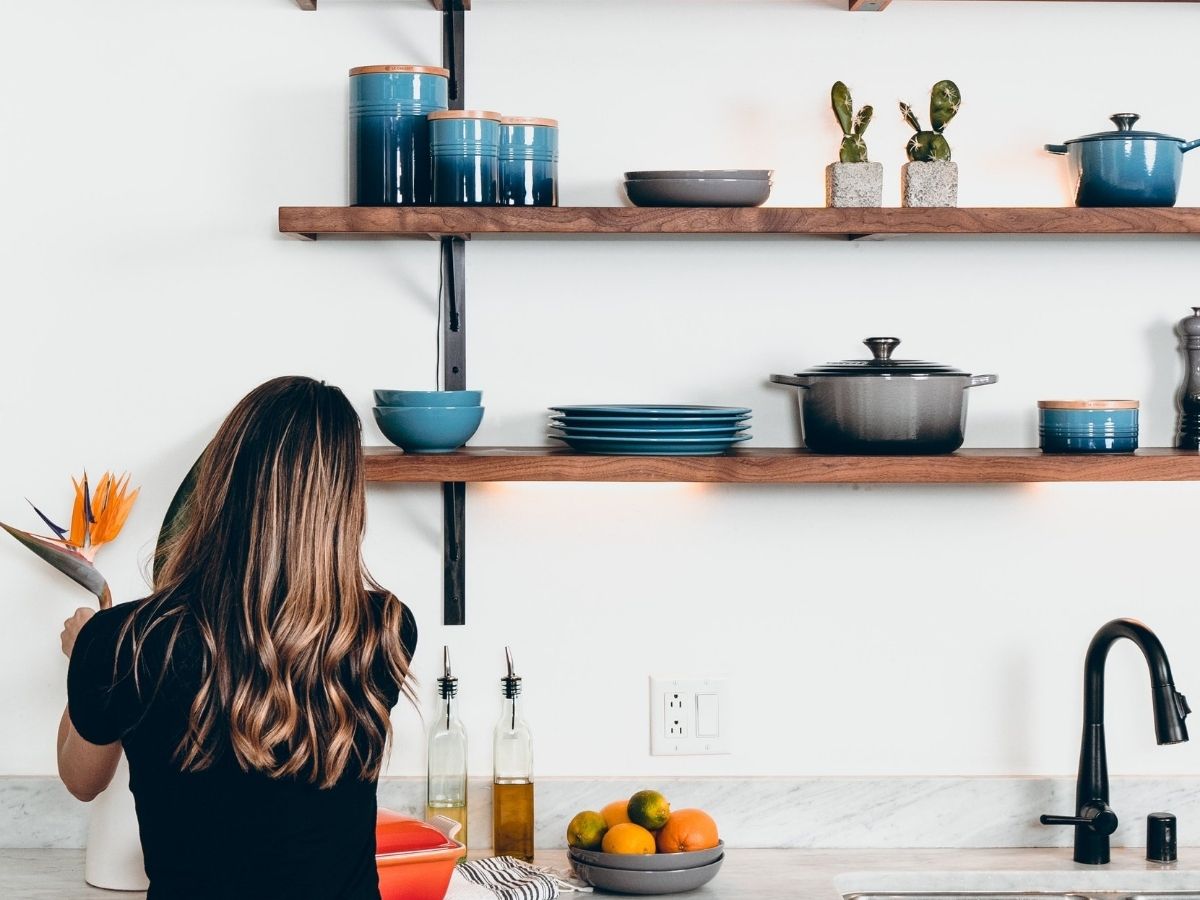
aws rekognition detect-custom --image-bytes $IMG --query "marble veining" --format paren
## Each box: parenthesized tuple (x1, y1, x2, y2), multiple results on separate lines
(8, 776, 1200, 851)
(7, 847, 1200, 900)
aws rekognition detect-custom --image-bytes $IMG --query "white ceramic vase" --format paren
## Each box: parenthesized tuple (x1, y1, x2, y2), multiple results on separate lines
(84, 752, 149, 891)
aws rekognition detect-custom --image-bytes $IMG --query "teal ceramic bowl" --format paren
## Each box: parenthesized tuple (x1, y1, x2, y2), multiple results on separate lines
(374, 390, 482, 407)
(373, 406, 483, 453)
(1038, 400, 1139, 454)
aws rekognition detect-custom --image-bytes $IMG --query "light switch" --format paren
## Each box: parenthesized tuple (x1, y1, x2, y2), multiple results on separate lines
(696, 693, 719, 738)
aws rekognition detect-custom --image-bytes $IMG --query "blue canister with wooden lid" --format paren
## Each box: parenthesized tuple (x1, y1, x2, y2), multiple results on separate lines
(429, 110, 503, 205)
(350, 65, 449, 206)
(499, 117, 559, 207)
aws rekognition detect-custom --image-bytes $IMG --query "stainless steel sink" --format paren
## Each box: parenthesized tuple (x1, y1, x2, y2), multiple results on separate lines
(843, 894, 1200, 900)
(843, 894, 1092, 900)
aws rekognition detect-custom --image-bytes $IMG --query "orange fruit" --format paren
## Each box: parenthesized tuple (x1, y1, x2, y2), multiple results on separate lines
(601, 822, 657, 855)
(627, 789, 671, 830)
(601, 800, 632, 828)
(655, 809, 720, 853)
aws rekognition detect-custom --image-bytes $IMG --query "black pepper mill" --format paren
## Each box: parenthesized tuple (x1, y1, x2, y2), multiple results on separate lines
(1177, 307, 1200, 450)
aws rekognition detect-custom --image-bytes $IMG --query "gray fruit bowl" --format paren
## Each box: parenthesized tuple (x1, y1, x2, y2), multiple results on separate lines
(624, 178, 771, 207)
(570, 856, 724, 895)
(625, 169, 772, 181)
(568, 841, 724, 872)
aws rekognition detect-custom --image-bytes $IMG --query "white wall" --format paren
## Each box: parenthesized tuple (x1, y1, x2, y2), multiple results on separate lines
(3, 0, 1200, 782)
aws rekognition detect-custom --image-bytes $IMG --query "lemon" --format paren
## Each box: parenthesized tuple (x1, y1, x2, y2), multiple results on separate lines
(627, 789, 671, 831)
(601, 822, 656, 855)
(566, 811, 608, 851)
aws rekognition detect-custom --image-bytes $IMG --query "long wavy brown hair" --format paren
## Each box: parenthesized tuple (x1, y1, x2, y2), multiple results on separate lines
(126, 376, 412, 788)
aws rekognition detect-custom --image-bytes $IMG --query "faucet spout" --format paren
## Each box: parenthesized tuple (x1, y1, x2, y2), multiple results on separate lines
(1041, 618, 1189, 865)
(1084, 619, 1190, 745)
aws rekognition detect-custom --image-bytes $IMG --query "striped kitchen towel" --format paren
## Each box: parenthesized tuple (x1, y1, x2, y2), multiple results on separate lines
(448, 856, 591, 899)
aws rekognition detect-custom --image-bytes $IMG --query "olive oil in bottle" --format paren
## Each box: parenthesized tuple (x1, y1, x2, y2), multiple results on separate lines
(492, 647, 534, 861)
(427, 647, 468, 855)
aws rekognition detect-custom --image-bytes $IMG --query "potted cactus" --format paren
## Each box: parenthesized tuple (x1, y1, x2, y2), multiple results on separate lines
(899, 80, 961, 207)
(825, 81, 882, 208)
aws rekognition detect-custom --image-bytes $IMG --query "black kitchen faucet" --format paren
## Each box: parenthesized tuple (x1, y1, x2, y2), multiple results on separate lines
(1041, 618, 1190, 865)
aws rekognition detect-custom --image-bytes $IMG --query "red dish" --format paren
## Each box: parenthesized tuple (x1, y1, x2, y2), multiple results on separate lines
(376, 809, 463, 900)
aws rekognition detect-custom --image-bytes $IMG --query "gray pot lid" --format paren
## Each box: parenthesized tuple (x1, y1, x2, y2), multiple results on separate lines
(1064, 113, 1185, 145)
(798, 337, 969, 377)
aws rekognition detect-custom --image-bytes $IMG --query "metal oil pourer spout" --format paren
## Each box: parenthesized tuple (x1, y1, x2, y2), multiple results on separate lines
(437, 645, 458, 727)
(502, 646, 522, 731)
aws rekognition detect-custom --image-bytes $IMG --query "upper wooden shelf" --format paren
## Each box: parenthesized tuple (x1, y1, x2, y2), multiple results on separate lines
(280, 206, 1200, 241)
(292, 0, 1195, 11)
(363, 447, 1200, 484)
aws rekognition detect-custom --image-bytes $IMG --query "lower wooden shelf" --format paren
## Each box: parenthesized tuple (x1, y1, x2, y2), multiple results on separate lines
(363, 447, 1200, 484)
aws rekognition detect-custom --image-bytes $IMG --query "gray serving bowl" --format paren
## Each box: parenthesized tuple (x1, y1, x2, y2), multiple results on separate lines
(570, 856, 723, 894)
(569, 841, 724, 872)
(625, 169, 773, 181)
(624, 178, 771, 208)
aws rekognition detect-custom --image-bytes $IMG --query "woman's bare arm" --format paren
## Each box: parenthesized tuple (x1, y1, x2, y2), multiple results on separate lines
(57, 706, 120, 801)
(58, 607, 121, 801)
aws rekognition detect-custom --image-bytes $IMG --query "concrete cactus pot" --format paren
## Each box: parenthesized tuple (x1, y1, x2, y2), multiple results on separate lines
(825, 162, 883, 208)
(901, 161, 958, 207)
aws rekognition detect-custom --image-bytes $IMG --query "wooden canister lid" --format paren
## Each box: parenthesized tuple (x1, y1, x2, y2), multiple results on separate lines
(349, 65, 450, 77)
(427, 109, 504, 121)
(1037, 400, 1140, 409)
(500, 116, 559, 127)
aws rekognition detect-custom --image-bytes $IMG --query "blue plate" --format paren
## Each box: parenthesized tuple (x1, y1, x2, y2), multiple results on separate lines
(550, 415, 750, 428)
(553, 425, 750, 437)
(551, 405, 752, 418)
(550, 433, 751, 455)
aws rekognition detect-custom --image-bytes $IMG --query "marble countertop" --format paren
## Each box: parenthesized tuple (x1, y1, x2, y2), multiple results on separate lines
(5, 847, 1200, 899)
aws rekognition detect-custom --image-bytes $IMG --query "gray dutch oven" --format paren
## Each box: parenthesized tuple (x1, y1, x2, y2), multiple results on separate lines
(1045, 114, 1200, 207)
(770, 337, 997, 454)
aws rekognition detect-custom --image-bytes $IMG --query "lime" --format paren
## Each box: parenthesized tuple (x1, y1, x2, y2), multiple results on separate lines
(627, 789, 671, 831)
(566, 811, 608, 851)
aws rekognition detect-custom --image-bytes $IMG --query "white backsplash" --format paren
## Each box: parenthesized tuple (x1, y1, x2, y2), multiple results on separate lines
(7, 775, 1200, 851)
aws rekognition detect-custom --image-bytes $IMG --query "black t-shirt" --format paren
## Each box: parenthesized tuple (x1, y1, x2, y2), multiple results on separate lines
(68, 596, 417, 900)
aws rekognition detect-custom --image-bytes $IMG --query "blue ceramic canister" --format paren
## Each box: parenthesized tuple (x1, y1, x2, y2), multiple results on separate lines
(499, 116, 559, 207)
(350, 65, 449, 206)
(1038, 400, 1139, 453)
(429, 110, 503, 205)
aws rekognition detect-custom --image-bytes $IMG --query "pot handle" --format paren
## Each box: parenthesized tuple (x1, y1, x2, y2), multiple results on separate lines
(1182, 139, 1200, 153)
(770, 374, 812, 388)
(967, 374, 999, 388)
(1044, 143, 1069, 155)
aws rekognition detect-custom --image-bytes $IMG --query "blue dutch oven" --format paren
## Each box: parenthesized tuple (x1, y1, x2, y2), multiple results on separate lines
(1045, 114, 1200, 207)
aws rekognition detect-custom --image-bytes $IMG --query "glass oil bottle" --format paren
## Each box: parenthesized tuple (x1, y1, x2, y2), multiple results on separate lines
(492, 647, 534, 861)
(427, 646, 468, 855)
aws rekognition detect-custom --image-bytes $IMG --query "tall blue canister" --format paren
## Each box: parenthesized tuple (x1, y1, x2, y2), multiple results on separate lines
(429, 110, 503, 205)
(349, 65, 449, 206)
(499, 117, 559, 207)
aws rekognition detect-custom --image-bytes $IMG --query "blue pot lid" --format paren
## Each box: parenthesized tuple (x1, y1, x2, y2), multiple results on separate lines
(1065, 113, 1184, 144)
(799, 337, 969, 378)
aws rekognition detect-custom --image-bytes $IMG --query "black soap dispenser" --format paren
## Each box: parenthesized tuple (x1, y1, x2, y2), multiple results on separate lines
(1177, 307, 1200, 450)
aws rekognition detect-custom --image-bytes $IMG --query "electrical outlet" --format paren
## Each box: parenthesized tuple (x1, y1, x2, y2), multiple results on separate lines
(650, 676, 731, 756)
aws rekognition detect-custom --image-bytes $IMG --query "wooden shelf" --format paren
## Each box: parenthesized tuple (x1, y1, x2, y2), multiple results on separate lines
(363, 447, 1200, 484)
(279, 206, 1200, 241)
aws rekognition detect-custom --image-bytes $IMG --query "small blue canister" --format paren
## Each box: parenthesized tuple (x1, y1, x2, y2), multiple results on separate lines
(429, 110, 503, 205)
(1038, 400, 1139, 453)
(499, 116, 559, 207)
(350, 65, 449, 206)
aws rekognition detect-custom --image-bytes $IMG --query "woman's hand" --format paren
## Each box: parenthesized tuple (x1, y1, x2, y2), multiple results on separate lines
(60, 608, 96, 659)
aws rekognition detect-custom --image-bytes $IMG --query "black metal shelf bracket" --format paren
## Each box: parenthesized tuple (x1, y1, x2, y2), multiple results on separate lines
(441, 0, 468, 625)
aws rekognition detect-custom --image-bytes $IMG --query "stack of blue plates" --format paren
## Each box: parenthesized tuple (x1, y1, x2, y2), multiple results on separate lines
(549, 405, 752, 455)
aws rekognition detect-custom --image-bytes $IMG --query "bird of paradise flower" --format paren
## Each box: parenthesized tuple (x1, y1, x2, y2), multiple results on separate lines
(2, 472, 139, 610)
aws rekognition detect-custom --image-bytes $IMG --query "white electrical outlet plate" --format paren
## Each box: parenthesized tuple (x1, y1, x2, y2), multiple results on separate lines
(649, 676, 732, 756)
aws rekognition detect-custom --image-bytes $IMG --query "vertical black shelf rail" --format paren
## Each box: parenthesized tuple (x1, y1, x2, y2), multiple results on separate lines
(441, 0, 467, 625)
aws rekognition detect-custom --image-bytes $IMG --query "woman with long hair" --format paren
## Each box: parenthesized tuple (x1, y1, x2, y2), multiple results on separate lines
(57, 376, 417, 899)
